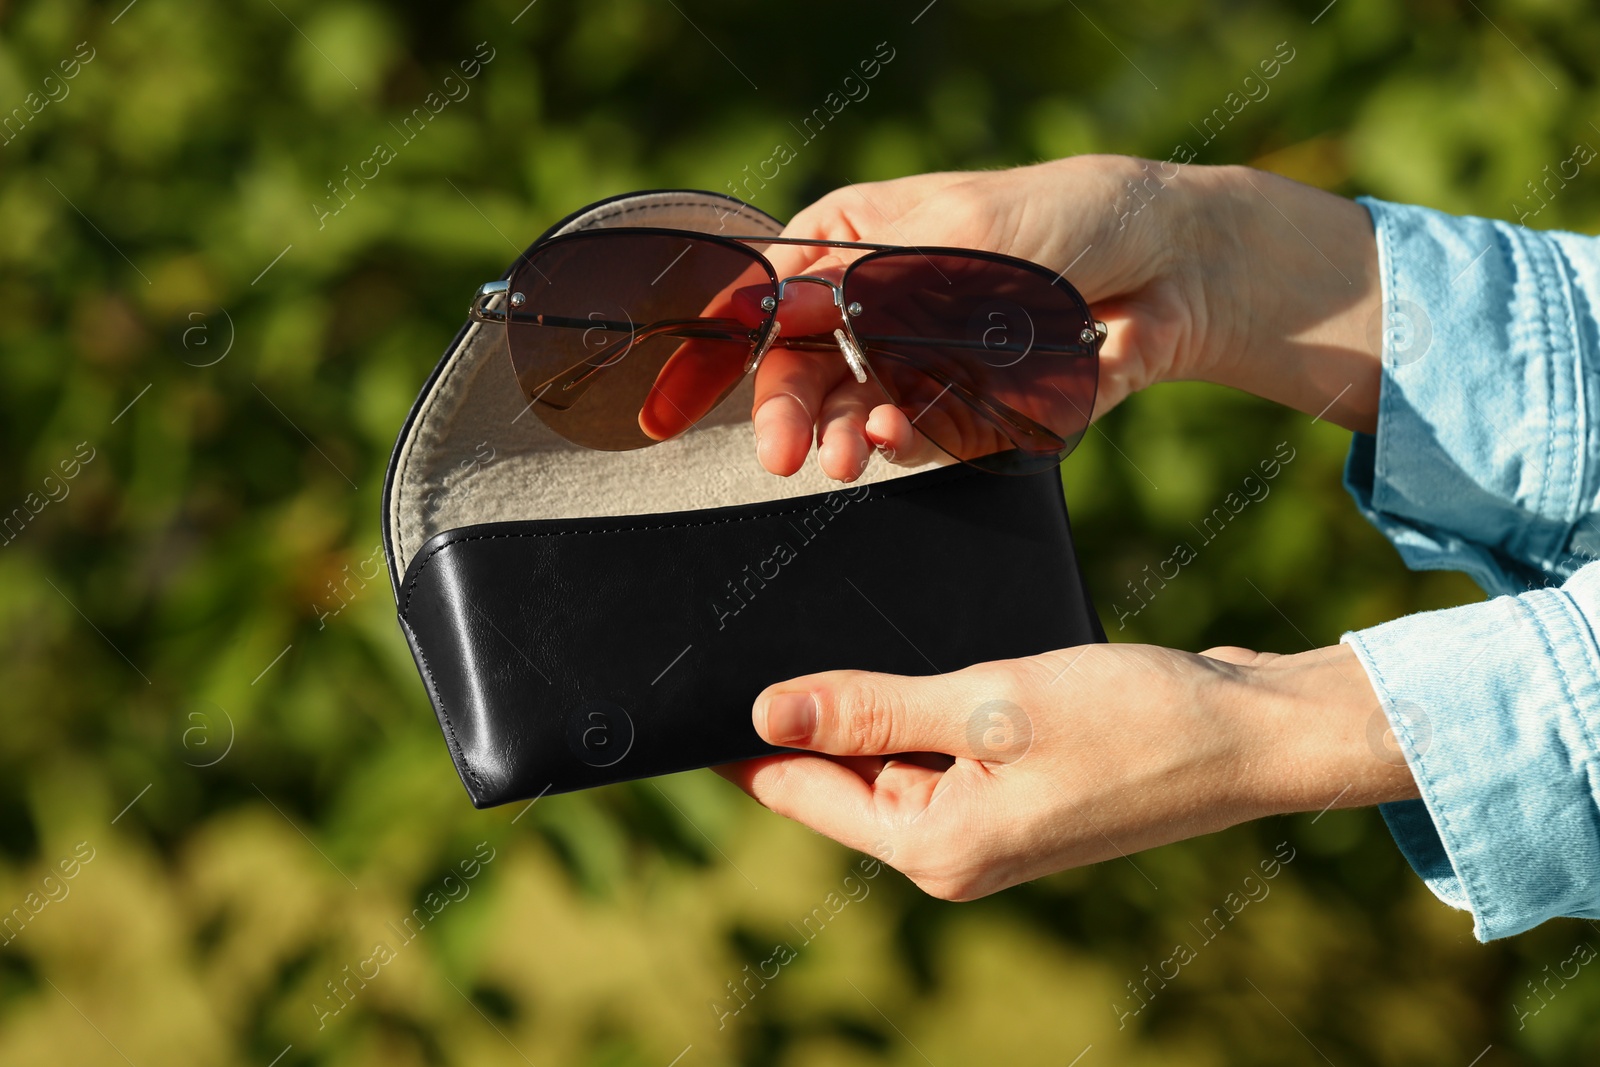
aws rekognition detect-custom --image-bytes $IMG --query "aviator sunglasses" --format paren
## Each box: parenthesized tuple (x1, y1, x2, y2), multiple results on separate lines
(469, 223, 1107, 475)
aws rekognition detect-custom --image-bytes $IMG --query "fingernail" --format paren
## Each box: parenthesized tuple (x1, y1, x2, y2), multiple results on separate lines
(763, 692, 816, 745)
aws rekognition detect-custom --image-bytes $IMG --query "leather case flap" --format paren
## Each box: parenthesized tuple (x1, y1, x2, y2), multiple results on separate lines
(398, 462, 1103, 806)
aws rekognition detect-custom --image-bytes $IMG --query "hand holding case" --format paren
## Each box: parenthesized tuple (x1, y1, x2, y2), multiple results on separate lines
(383, 190, 1105, 808)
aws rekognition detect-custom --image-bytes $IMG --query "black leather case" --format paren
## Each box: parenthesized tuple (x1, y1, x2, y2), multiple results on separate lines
(384, 190, 1104, 808)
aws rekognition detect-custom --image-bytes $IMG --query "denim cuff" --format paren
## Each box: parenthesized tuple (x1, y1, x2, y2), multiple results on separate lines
(1343, 564, 1600, 940)
(1346, 197, 1595, 596)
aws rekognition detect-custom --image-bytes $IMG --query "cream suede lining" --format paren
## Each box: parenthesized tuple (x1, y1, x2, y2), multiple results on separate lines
(389, 191, 933, 574)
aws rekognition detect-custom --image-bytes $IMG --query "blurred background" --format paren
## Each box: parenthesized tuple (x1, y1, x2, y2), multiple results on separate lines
(3, 0, 1599, 1063)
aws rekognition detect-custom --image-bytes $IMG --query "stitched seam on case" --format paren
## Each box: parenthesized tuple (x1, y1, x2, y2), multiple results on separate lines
(400, 467, 980, 615)
(396, 198, 779, 563)
(396, 200, 709, 563)
(408, 627, 486, 793)
(571, 196, 782, 232)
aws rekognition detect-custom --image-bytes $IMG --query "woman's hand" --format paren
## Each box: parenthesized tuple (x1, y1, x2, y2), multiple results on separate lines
(718, 158, 1399, 891)
(753, 156, 1384, 481)
(717, 642, 1417, 900)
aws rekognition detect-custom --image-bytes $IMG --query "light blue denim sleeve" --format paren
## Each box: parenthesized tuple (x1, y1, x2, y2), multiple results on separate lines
(1341, 197, 1600, 940)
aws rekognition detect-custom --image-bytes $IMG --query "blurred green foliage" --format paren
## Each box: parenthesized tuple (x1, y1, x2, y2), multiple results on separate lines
(3, 0, 1600, 1064)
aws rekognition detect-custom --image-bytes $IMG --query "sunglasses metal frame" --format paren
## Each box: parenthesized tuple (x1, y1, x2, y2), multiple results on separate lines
(467, 229, 1108, 470)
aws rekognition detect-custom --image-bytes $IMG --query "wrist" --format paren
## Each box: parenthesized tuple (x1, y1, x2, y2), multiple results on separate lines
(1233, 644, 1421, 817)
(1176, 166, 1384, 433)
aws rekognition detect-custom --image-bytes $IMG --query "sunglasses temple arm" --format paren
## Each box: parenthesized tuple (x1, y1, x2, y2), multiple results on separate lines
(520, 316, 758, 404)
(935, 379, 1067, 454)
(854, 333, 1097, 357)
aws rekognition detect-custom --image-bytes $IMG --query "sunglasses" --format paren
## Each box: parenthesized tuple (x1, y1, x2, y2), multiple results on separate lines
(469, 227, 1105, 475)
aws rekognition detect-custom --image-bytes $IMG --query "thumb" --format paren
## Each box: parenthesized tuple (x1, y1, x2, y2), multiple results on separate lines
(753, 669, 1003, 759)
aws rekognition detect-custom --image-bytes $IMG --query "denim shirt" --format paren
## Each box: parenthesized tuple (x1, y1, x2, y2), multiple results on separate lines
(1341, 197, 1600, 941)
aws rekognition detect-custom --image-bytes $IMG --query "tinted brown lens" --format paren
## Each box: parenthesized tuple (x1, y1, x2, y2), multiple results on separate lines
(506, 232, 776, 450)
(844, 251, 1098, 474)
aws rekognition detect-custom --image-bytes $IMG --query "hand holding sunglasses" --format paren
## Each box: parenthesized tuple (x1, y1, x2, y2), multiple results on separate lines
(742, 160, 1389, 479)
(470, 212, 1106, 477)
(714, 160, 1407, 910)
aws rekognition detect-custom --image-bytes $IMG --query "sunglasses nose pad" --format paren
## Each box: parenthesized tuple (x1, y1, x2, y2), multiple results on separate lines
(833, 328, 870, 384)
(745, 318, 781, 373)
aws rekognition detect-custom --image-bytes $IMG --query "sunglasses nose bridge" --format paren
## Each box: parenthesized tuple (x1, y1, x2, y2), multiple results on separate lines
(771, 273, 845, 308)
(745, 273, 865, 377)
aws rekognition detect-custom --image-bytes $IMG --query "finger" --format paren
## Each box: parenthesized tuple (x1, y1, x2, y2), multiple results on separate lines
(752, 669, 1000, 759)
(816, 378, 884, 481)
(1199, 645, 1280, 668)
(887, 751, 956, 772)
(781, 200, 866, 243)
(762, 238, 836, 281)
(715, 752, 946, 856)
(782, 173, 971, 246)
(1084, 297, 1182, 420)
(831, 753, 891, 783)
(640, 280, 772, 440)
(751, 347, 838, 476)
(713, 753, 889, 790)
(638, 338, 746, 441)
(750, 246, 872, 480)
(864, 404, 946, 468)
(713, 753, 886, 853)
